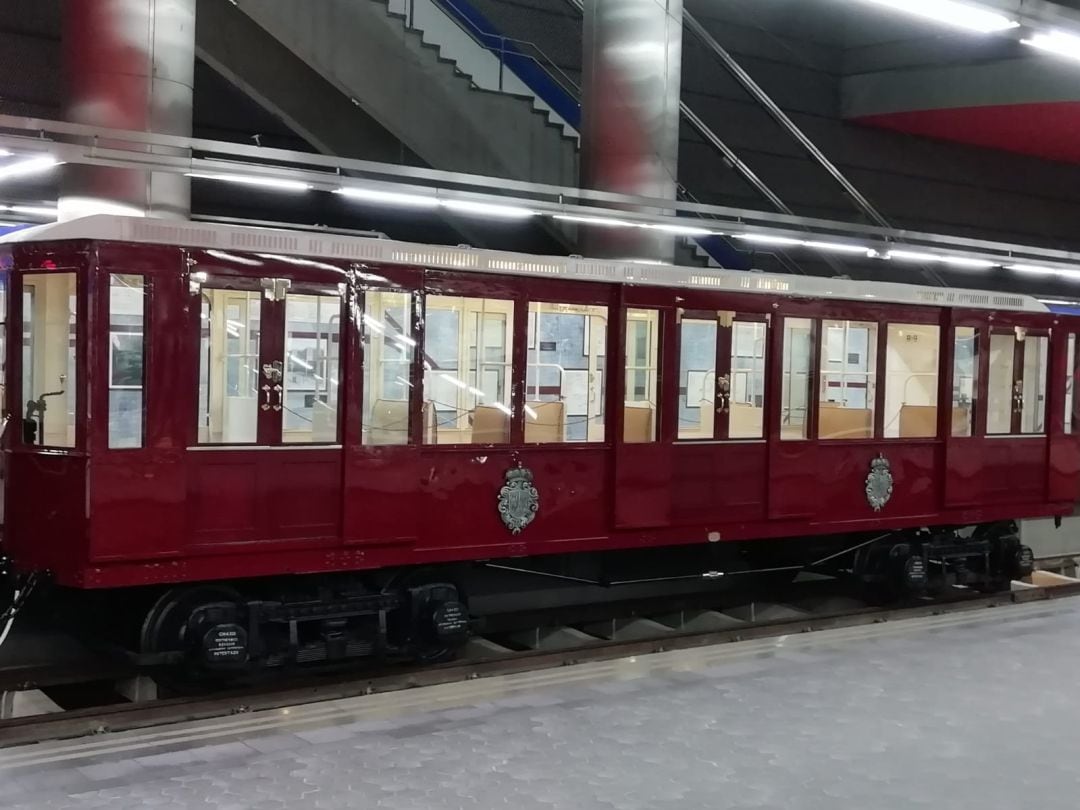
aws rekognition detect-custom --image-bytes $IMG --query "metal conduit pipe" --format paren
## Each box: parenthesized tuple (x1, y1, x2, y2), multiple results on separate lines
(680, 9, 889, 230)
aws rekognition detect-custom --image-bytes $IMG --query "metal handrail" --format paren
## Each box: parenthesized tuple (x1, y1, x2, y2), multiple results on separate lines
(406, 0, 581, 109)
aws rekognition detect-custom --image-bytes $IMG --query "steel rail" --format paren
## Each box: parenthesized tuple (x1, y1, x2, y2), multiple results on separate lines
(1, 582, 1078, 749)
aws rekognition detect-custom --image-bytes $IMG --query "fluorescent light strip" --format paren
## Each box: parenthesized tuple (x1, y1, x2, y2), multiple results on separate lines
(4, 204, 57, 218)
(554, 214, 635, 228)
(441, 199, 537, 219)
(1022, 31, 1080, 61)
(888, 249, 997, 268)
(0, 156, 60, 182)
(647, 223, 717, 237)
(856, 0, 1019, 33)
(335, 187, 439, 208)
(803, 241, 872, 254)
(188, 173, 311, 192)
(1007, 263, 1080, 280)
(734, 234, 804, 246)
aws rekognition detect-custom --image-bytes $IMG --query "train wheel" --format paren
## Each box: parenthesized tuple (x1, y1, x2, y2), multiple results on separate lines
(139, 585, 246, 686)
(383, 569, 469, 664)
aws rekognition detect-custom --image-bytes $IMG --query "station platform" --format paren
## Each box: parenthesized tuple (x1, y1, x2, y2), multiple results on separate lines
(2, 597, 1079, 809)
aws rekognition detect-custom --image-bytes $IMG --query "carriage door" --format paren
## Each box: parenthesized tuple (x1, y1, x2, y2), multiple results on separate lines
(189, 273, 344, 548)
(674, 309, 768, 522)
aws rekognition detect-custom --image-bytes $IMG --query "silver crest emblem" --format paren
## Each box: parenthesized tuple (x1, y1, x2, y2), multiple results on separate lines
(498, 464, 539, 535)
(865, 453, 894, 512)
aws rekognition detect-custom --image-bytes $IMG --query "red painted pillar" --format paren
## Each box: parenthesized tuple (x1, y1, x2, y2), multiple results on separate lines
(580, 0, 684, 262)
(60, 0, 195, 220)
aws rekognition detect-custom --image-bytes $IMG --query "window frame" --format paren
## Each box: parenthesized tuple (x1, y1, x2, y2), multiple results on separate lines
(106, 273, 149, 450)
(17, 268, 85, 452)
(676, 308, 770, 443)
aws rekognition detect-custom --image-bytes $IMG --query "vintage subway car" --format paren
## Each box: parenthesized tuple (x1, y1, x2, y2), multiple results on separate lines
(0, 216, 1069, 670)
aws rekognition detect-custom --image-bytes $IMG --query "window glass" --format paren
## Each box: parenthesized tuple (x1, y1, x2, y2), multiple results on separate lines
(952, 327, 978, 437)
(678, 316, 717, 440)
(362, 290, 415, 446)
(729, 321, 766, 439)
(198, 289, 261, 444)
(108, 274, 146, 448)
(526, 301, 607, 443)
(1022, 333, 1049, 434)
(1067, 335, 1076, 435)
(819, 320, 876, 440)
(281, 294, 341, 444)
(424, 295, 514, 445)
(883, 324, 940, 439)
(781, 318, 812, 440)
(987, 332, 1015, 435)
(22, 272, 77, 447)
(624, 308, 659, 443)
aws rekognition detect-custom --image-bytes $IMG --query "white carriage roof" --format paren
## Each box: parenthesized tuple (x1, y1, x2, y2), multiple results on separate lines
(0, 215, 1048, 313)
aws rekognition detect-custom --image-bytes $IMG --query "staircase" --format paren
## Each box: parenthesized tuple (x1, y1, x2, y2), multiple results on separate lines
(230, 0, 578, 186)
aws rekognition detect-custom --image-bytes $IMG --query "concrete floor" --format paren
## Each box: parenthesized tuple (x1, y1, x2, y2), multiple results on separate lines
(1, 598, 1078, 809)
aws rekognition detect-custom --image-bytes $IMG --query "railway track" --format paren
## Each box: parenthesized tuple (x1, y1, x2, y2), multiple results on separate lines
(2, 577, 1079, 749)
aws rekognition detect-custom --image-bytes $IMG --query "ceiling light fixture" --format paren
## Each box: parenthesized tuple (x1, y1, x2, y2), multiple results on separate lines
(554, 214, 635, 228)
(1007, 263, 1080, 279)
(335, 187, 439, 208)
(4, 204, 58, 218)
(0, 155, 61, 182)
(1022, 31, 1080, 61)
(856, 0, 1019, 33)
(647, 223, 717, 237)
(187, 172, 311, 192)
(440, 199, 537, 219)
(803, 240, 873, 254)
(734, 234, 804, 246)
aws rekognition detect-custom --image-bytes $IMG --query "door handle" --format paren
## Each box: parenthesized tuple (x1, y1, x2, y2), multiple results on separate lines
(272, 384, 283, 412)
(261, 384, 271, 412)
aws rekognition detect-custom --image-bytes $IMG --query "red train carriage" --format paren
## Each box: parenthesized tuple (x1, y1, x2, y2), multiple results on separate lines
(0, 216, 1072, 670)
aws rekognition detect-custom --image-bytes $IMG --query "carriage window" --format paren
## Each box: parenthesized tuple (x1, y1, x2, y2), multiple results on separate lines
(624, 309, 659, 443)
(362, 290, 415, 446)
(678, 316, 717, 440)
(987, 332, 1015, 435)
(781, 318, 812, 440)
(883, 324, 940, 439)
(198, 290, 261, 444)
(952, 327, 978, 437)
(22, 272, 77, 447)
(281, 294, 341, 444)
(819, 320, 876, 440)
(730, 321, 767, 440)
(526, 301, 607, 443)
(1067, 335, 1077, 434)
(1022, 333, 1049, 434)
(423, 295, 514, 445)
(108, 275, 146, 448)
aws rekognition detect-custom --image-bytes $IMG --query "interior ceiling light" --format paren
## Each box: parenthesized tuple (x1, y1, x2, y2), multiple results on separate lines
(1021, 31, 1080, 61)
(856, 0, 1019, 33)
(187, 172, 311, 192)
(0, 155, 61, 182)
(335, 187, 439, 208)
(440, 199, 537, 219)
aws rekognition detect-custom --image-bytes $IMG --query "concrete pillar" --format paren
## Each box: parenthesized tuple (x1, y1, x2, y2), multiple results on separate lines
(60, 0, 195, 220)
(580, 0, 683, 262)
